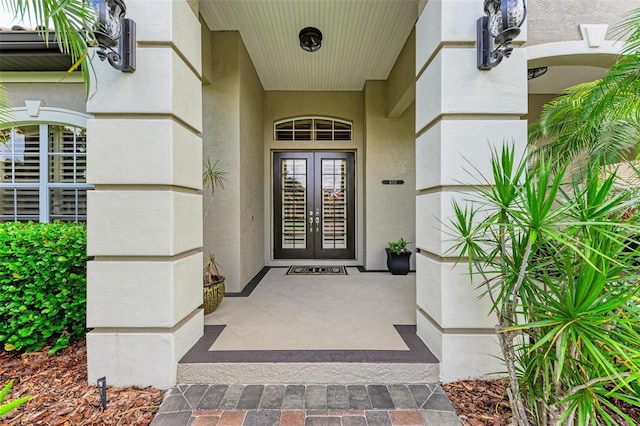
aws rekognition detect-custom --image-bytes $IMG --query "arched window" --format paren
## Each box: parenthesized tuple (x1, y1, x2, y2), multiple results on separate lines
(274, 117, 352, 141)
(0, 106, 92, 222)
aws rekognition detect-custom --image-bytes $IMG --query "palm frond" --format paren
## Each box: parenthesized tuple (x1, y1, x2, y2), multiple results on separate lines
(2, 0, 96, 93)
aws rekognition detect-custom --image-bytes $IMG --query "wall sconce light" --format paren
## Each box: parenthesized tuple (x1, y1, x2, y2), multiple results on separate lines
(89, 0, 136, 72)
(299, 27, 322, 53)
(477, 0, 526, 70)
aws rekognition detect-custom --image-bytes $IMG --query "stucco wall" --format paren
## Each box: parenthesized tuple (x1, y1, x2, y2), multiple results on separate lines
(201, 18, 213, 84)
(238, 35, 265, 286)
(364, 81, 416, 270)
(387, 29, 415, 118)
(527, 93, 556, 126)
(203, 31, 242, 291)
(203, 31, 265, 292)
(4, 82, 86, 113)
(527, 1, 638, 46)
(263, 91, 365, 263)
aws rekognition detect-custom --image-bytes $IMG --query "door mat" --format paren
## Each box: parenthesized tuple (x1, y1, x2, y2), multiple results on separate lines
(287, 265, 348, 275)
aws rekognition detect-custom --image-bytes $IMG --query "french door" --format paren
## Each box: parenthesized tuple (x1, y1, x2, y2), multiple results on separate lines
(274, 152, 355, 259)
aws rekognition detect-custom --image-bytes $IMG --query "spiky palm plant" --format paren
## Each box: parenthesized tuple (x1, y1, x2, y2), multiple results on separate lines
(451, 145, 640, 425)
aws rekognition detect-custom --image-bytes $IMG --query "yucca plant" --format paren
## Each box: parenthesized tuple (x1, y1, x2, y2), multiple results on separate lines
(202, 158, 227, 219)
(451, 145, 640, 425)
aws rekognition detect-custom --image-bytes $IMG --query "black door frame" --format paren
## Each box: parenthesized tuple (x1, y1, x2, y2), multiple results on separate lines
(273, 151, 355, 259)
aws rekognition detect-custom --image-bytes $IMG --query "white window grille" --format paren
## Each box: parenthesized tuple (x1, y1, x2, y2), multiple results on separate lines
(0, 124, 90, 222)
(274, 117, 352, 141)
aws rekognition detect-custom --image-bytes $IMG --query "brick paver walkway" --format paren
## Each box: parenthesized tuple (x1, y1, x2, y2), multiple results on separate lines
(150, 384, 461, 425)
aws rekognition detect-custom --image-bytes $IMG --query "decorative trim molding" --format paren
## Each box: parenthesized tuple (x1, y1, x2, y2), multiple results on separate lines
(2, 106, 92, 128)
(579, 24, 609, 48)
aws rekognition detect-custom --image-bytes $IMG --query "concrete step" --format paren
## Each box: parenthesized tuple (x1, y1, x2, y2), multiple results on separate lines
(177, 325, 439, 384)
(178, 362, 439, 384)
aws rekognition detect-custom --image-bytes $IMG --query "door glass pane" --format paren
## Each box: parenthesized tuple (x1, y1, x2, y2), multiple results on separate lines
(282, 159, 307, 249)
(321, 159, 347, 249)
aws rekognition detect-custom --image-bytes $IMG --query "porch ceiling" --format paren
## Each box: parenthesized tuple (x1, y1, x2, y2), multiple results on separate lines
(199, 0, 417, 91)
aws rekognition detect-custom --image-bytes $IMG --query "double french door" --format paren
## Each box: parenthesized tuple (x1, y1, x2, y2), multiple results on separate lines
(274, 152, 355, 259)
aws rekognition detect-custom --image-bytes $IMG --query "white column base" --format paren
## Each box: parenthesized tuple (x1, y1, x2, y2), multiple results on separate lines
(417, 310, 504, 382)
(87, 309, 204, 389)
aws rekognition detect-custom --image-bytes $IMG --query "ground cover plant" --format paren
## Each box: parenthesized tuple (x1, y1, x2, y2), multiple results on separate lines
(0, 222, 87, 354)
(451, 146, 640, 425)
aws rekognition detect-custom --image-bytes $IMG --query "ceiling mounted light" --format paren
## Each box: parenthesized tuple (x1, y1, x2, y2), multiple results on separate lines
(89, 0, 136, 72)
(299, 27, 322, 53)
(477, 0, 527, 70)
(528, 66, 548, 80)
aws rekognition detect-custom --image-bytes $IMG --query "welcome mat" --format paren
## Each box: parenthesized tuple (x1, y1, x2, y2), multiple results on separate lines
(287, 265, 348, 275)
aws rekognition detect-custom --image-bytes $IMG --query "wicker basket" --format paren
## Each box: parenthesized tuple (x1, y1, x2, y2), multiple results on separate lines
(203, 277, 225, 314)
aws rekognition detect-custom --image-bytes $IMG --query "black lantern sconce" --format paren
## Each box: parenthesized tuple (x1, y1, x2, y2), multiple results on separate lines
(477, 0, 526, 70)
(299, 27, 322, 53)
(90, 0, 136, 72)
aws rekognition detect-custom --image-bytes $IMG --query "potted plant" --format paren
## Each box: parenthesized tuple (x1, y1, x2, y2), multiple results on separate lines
(203, 253, 225, 314)
(386, 238, 411, 275)
(202, 158, 227, 314)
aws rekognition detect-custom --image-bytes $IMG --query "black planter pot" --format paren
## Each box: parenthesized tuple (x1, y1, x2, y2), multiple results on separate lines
(386, 248, 411, 275)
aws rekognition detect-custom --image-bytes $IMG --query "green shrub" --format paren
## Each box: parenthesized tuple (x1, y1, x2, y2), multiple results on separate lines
(451, 146, 640, 425)
(0, 222, 87, 353)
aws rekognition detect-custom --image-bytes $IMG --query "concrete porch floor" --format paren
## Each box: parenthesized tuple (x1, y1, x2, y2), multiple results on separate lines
(151, 268, 462, 425)
(177, 267, 440, 384)
(208, 267, 417, 351)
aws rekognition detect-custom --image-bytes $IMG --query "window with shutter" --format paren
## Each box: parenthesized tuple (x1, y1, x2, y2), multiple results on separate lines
(274, 117, 352, 141)
(0, 124, 90, 222)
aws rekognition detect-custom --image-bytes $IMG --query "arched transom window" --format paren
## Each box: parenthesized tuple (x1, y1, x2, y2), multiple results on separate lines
(274, 117, 352, 141)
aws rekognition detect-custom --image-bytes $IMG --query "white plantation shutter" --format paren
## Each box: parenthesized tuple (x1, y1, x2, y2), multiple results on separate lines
(48, 126, 88, 221)
(281, 159, 307, 249)
(321, 159, 347, 249)
(0, 126, 41, 221)
(0, 124, 90, 222)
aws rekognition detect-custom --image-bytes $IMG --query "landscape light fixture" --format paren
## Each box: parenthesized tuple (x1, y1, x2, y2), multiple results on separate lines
(89, 0, 136, 72)
(299, 27, 322, 52)
(477, 0, 526, 70)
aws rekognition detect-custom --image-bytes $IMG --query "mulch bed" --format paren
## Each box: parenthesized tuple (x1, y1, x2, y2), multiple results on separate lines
(2, 340, 639, 426)
(444, 379, 640, 426)
(0, 339, 163, 425)
(444, 379, 512, 426)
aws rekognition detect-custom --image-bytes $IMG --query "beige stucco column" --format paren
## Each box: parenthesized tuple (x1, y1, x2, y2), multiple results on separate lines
(415, 0, 528, 381)
(85, 0, 203, 388)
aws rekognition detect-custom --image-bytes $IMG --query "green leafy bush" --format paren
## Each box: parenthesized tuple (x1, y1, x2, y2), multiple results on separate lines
(0, 222, 87, 354)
